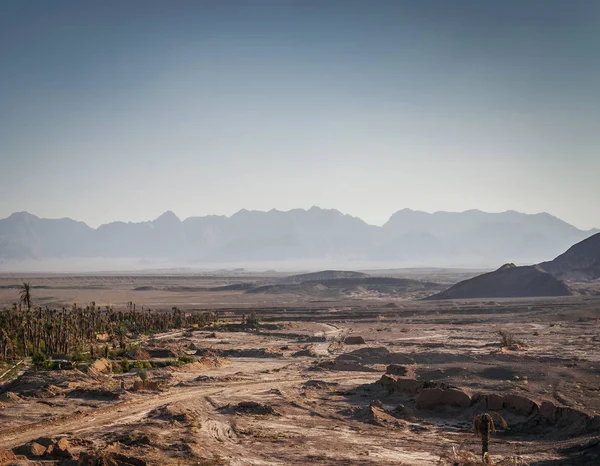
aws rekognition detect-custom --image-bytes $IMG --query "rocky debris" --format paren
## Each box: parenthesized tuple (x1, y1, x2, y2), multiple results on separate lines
(0, 449, 21, 463)
(379, 372, 600, 436)
(149, 404, 198, 425)
(348, 399, 406, 428)
(292, 345, 318, 357)
(380, 374, 445, 395)
(78, 450, 147, 466)
(14, 437, 72, 459)
(385, 364, 410, 376)
(233, 401, 278, 415)
(303, 380, 339, 389)
(110, 430, 156, 447)
(131, 380, 160, 391)
(416, 387, 472, 409)
(344, 335, 366, 345)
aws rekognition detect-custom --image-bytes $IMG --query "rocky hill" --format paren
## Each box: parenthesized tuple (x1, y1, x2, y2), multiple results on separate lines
(426, 263, 573, 300)
(538, 233, 600, 280)
(276, 270, 370, 285)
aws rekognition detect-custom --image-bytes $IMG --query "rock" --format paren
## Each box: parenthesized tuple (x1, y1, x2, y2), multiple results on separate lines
(304, 380, 339, 389)
(132, 380, 160, 391)
(385, 364, 409, 376)
(486, 393, 504, 411)
(385, 364, 410, 376)
(370, 399, 385, 409)
(0, 449, 18, 463)
(503, 394, 539, 415)
(292, 346, 317, 357)
(380, 374, 424, 395)
(344, 336, 366, 345)
(416, 387, 472, 410)
(55, 437, 71, 457)
(25, 442, 47, 457)
(235, 401, 277, 415)
(89, 358, 112, 374)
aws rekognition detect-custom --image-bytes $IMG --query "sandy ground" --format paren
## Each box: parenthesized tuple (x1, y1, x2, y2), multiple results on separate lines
(1, 276, 600, 465)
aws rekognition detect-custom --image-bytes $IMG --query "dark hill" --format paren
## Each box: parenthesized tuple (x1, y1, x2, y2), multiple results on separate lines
(426, 264, 573, 300)
(538, 232, 600, 280)
(276, 270, 370, 285)
(248, 277, 443, 297)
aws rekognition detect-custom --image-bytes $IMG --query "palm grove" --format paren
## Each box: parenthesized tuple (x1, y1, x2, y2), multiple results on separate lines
(0, 282, 213, 362)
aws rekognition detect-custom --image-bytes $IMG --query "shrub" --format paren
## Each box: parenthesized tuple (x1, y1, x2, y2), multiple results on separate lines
(178, 355, 195, 364)
(498, 330, 523, 348)
(246, 311, 260, 327)
(120, 357, 130, 372)
(138, 368, 148, 381)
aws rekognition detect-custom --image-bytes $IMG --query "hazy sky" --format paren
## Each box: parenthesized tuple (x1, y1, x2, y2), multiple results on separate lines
(1, 1, 599, 229)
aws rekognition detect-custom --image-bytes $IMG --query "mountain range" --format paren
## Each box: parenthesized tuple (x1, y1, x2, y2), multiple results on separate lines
(0, 208, 597, 270)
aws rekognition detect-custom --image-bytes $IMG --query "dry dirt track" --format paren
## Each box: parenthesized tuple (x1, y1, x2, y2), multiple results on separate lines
(0, 369, 371, 448)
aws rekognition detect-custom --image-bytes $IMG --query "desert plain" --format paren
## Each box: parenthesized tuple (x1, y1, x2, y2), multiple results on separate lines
(0, 271, 599, 465)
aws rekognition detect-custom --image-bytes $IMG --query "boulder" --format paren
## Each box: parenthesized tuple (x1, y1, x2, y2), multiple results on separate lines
(344, 336, 366, 345)
(416, 387, 472, 410)
(385, 364, 409, 376)
(16, 441, 47, 457)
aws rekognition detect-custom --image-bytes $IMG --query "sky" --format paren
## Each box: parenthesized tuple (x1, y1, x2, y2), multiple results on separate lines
(1, 0, 599, 229)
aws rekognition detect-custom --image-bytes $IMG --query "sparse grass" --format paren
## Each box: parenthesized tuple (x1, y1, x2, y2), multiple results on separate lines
(438, 444, 529, 465)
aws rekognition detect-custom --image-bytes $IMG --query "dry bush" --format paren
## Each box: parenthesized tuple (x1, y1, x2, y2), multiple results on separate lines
(498, 330, 525, 349)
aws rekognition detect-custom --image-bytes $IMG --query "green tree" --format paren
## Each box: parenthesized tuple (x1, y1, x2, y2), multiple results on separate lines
(19, 282, 32, 311)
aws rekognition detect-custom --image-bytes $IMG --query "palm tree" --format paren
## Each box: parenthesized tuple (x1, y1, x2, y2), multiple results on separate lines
(19, 282, 32, 311)
(474, 412, 508, 462)
(115, 325, 127, 349)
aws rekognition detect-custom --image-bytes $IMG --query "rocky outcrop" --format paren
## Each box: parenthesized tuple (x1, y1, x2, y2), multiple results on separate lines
(344, 336, 366, 345)
(379, 373, 600, 436)
(539, 232, 600, 280)
(13, 437, 72, 460)
(416, 387, 472, 409)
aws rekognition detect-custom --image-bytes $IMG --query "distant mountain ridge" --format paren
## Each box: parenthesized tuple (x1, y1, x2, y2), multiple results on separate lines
(0, 208, 597, 268)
